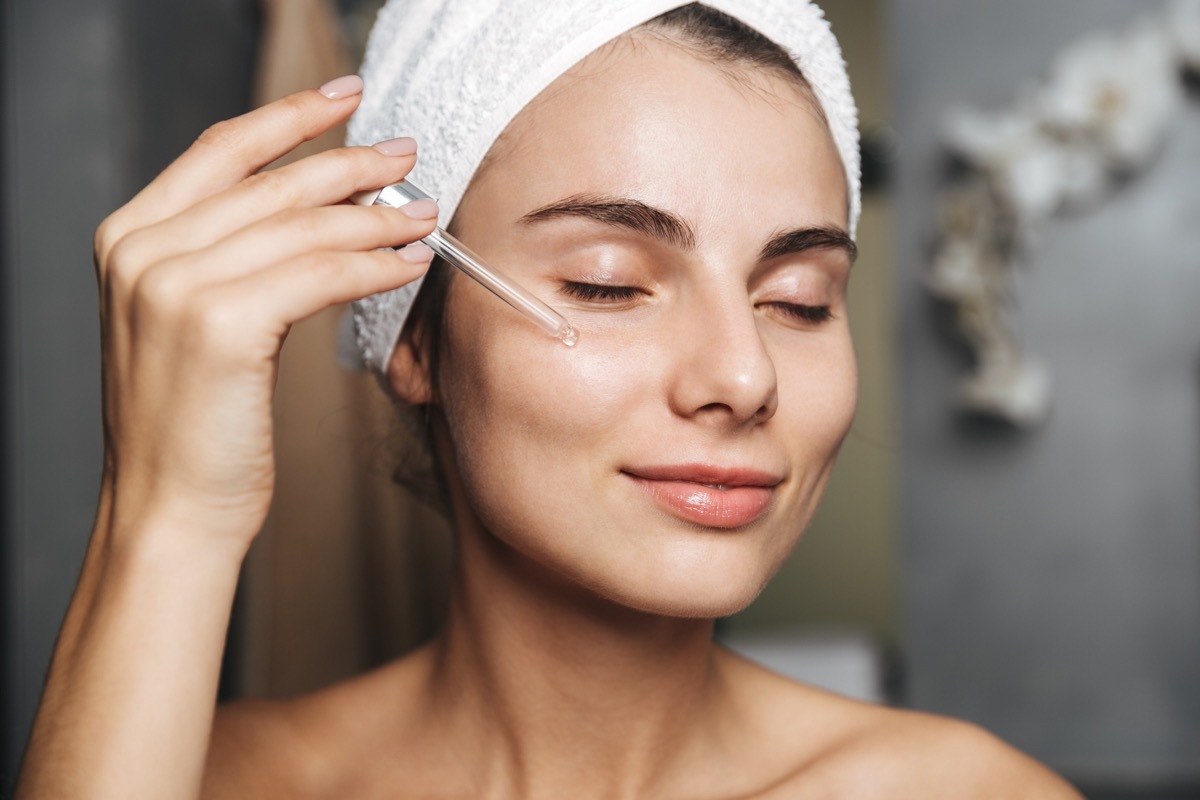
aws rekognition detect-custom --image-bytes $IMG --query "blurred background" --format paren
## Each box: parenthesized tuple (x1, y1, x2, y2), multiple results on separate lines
(3, 0, 1199, 796)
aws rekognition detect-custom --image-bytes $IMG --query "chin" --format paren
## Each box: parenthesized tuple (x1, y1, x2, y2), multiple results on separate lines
(580, 546, 779, 620)
(602, 579, 766, 619)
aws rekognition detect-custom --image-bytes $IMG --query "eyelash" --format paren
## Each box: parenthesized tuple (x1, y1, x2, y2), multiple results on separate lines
(560, 282, 834, 325)
(766, 302, 834, 324)
(560, 281, 643, 302)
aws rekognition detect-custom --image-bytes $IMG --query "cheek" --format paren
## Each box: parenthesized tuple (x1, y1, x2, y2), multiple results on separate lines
(803, 335, 858, 446)
(435, 275, 858, 611)
(753, 332, 856, 550)
(778, 311, 857, 405)
(435, 283, 660, 532)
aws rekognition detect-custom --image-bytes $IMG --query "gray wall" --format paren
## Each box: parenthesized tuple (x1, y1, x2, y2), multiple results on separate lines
(892, 0, 1200, 782)
(1, 0, 258, 786)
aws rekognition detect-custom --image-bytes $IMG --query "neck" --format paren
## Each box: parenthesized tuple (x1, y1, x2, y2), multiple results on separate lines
(424, 524, 726, 799)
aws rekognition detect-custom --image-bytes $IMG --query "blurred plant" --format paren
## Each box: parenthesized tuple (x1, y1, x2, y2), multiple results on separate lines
(931, 0, 1200, 428)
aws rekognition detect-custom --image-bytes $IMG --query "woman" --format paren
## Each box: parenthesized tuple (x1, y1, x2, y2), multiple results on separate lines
(17, 2, 1081, 797)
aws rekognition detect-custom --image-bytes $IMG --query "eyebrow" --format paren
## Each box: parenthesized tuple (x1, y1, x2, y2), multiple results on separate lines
(519, 194, 696, 250)
(759, 225, 857, 264)
(518, 193, 855, 264)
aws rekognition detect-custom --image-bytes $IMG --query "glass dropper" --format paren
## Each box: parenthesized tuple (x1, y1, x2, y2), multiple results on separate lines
(353, 180, 579, 347)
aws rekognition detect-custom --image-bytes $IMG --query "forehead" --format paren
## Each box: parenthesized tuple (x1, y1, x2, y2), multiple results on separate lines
(464, 34, 849, 237)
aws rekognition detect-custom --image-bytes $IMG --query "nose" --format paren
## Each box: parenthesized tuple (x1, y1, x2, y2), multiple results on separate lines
(667, 289, 779, 428)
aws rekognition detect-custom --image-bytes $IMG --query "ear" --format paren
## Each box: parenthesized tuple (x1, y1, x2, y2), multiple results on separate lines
(385, 322, 434, 405)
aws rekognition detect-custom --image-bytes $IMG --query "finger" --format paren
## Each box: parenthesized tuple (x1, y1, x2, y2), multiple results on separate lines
(103, 201, 436, 378)
(196, 245, 436, 350)
(112, 140, 419, 271)
(145, 201, 440, 294)
(96, 77, 364, 264)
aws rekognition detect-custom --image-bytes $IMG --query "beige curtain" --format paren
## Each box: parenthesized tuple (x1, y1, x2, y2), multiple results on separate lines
(238, 0, 452, 698)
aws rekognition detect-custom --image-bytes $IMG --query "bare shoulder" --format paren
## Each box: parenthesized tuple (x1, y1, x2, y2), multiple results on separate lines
(201, 695, 313, 799)
(809, 708, 1085, 799)
(718, 650, 1081, 799)
(201, 648, 432, 799)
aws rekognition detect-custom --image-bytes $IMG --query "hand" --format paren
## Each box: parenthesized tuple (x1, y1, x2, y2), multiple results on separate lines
(92, 76, 436, 548)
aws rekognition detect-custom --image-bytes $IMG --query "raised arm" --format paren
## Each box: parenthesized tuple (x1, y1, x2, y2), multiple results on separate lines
(15, 79, 436, 800)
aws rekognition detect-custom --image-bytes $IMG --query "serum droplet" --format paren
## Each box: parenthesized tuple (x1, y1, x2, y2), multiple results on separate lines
(558, 324, 579, 347)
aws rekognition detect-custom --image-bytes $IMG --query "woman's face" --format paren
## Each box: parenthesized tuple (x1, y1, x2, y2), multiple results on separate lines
(413, 34, 855, 617)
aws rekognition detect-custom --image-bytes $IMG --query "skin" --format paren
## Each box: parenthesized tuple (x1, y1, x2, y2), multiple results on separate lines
(16, 31, 1082, 800)
(431, 41, 857, 621)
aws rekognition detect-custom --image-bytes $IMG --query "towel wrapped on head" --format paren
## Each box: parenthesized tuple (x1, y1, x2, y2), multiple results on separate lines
(348, 0, 860, 373)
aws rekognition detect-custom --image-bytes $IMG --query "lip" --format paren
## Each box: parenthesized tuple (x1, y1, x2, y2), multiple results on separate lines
(622, 464, 782, 529)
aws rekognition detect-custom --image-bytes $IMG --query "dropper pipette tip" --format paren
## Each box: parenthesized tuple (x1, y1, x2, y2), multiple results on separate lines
(558, 324, 579, 347)
(360, 180, 580, 348)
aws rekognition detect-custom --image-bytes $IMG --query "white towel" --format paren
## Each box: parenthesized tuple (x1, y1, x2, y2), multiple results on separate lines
(348, 0, 860, 373)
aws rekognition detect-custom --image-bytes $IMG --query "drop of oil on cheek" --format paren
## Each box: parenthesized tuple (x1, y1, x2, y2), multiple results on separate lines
(557, 323, 579, 348)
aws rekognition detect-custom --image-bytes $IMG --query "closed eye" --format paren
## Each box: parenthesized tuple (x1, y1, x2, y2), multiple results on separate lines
(560, 281, 644, 303)
(763, 302, 833, 324)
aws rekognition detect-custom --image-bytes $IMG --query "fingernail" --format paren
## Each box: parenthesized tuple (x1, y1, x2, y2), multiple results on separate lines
(400, 199, 439, 220)
(318, 74, 363, 99)
(397, 243, 435, 263)
(373, 137, 418, 156)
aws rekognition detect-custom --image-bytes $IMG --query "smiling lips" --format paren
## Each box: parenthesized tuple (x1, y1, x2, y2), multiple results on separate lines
(623, 465, 782, 529)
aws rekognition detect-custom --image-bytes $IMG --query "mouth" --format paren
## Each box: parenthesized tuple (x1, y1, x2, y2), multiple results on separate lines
(621, 465, 782, 529)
